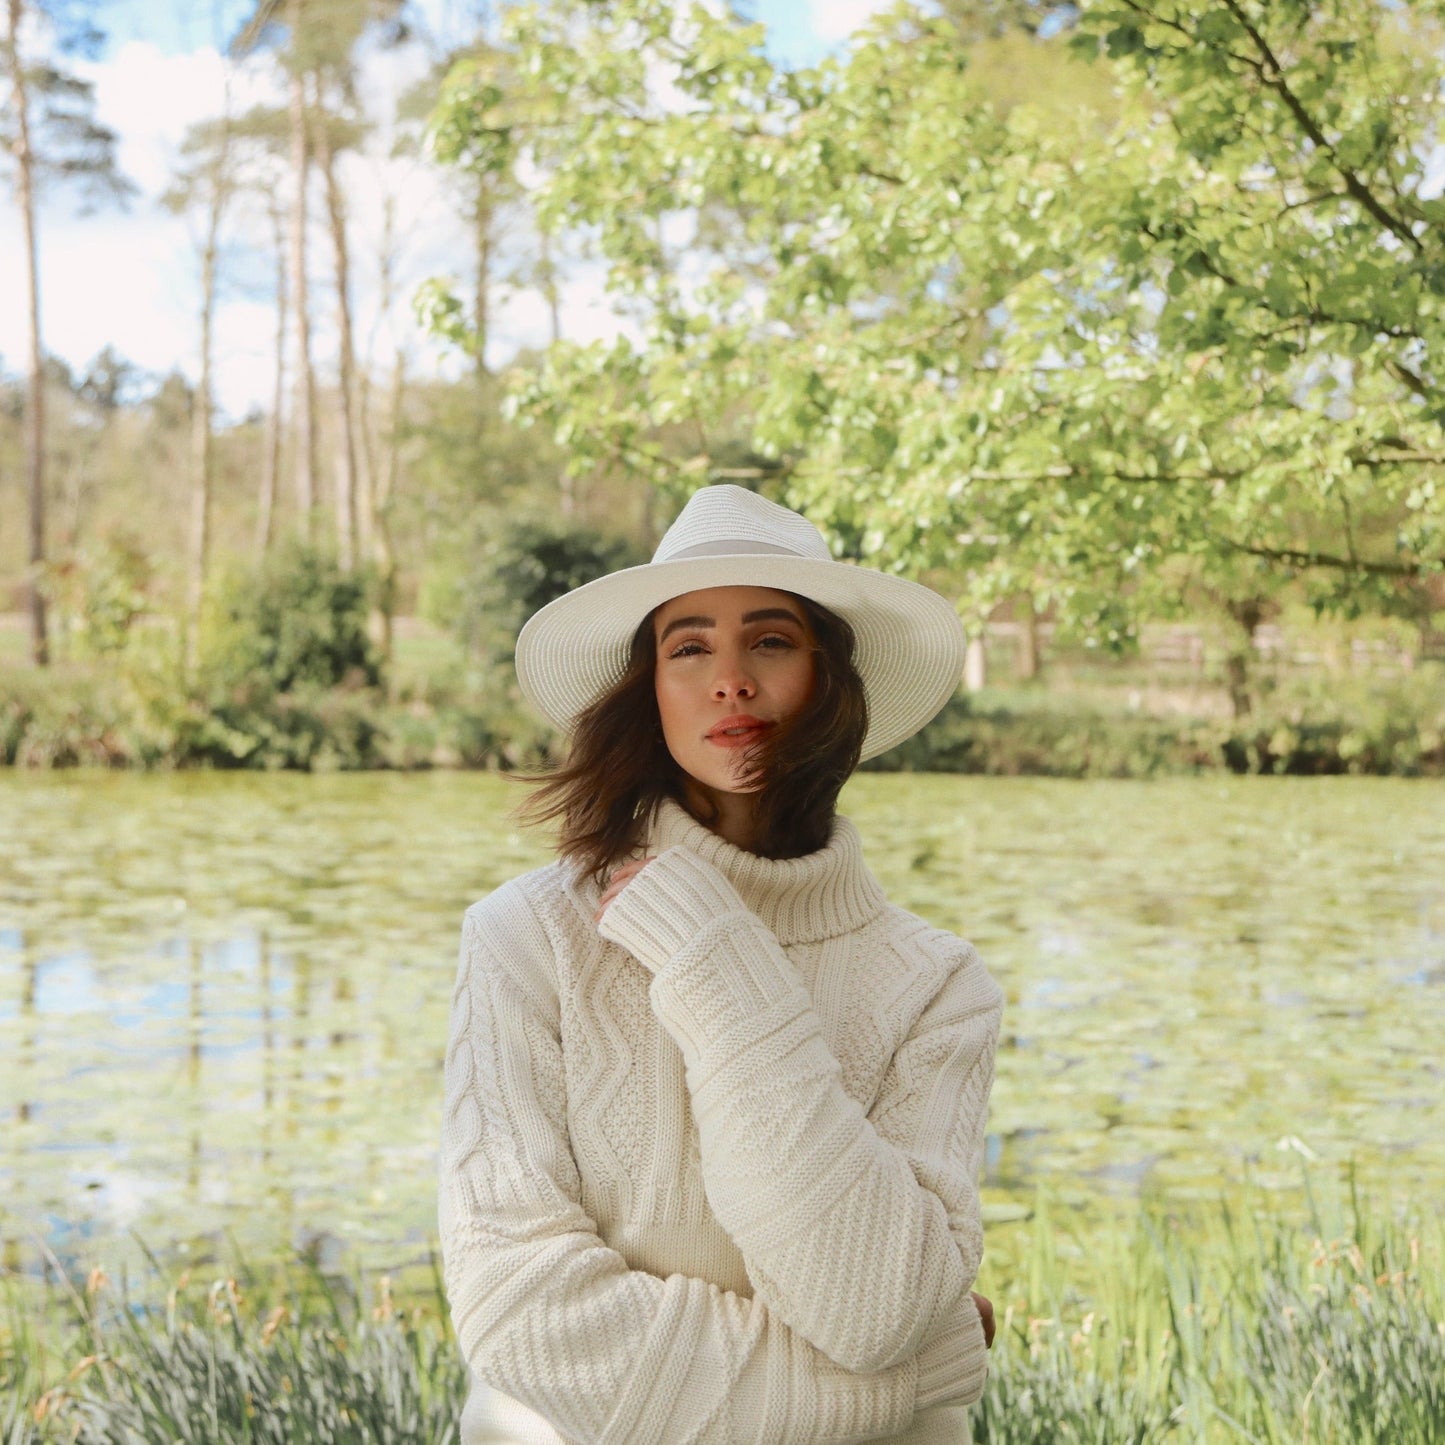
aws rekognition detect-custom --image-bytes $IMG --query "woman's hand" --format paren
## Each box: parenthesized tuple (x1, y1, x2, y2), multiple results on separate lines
(972, 1291, 995, 1349)
(594, 857, 657, 924)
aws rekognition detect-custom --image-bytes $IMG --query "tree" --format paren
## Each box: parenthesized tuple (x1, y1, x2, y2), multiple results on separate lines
(165, 104, 240, 670)
(429, 0, 1445, 713)
(253, 140, 290, 558)
(1078, 0, 1445, 699)
(407, 38, 521, 378)
(234, 0, 321, 543)
(311, 102, 368, 569)
(236, 0, 411, 565)
(1, 0, 130, 665)
(219, 100, 297, 559)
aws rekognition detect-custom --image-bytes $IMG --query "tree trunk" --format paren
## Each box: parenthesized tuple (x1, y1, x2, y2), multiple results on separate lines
(186, 122, 228, 673)
(1015, 594, 1041, 679)
(7, 0, 49, 665)
(539, 226, 562, 347)
(312, 106, 359, 570)
(256, 193, 288, 558)
(964, 633, 987, 692)
(538, 228, 576, 516)
(287, 18, 317, 540)
(355, 358, 375, 566)
(369, 343, 403, 663)
(474, 185, 492, 377)
(357, 191, 400, 570)
(365, 191, 404, 659)
(1224, 597, 1266, 719)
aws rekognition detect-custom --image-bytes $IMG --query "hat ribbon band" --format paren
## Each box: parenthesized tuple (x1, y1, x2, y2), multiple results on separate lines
(657, 538, 819, 562)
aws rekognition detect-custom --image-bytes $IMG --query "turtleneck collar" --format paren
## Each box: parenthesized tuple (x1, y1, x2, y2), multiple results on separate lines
(644, 797, 889, 946)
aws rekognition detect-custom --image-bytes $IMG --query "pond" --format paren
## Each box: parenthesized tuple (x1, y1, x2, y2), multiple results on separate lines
(2, 772, 1442, 1290)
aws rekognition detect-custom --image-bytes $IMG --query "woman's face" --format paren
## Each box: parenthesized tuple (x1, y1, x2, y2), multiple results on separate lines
(653, 585, 816, 800)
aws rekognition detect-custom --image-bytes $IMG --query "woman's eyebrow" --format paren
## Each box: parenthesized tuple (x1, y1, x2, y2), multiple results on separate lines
(658, 607, 804, 644)
(658, 614, 714, 643)
(741, 607, 805, 627)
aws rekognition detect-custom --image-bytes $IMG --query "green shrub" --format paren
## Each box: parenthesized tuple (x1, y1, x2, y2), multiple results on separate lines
(45, 531, 154, 659)
(866, 672, 1445, 779)
(867, 695, 1219, 778)
(0, 667, 132, 768)
(200, 544, 382, 699)
(152, 546, 390, 770)
(428, 513, 646, 666)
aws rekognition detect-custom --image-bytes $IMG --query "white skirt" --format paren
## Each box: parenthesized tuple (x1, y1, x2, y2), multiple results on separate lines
(461, 1375, 571, 1445)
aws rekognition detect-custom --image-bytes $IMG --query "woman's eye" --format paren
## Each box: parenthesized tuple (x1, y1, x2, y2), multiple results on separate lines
(756, 633, 796, 650)
(669, 641, 707, 658)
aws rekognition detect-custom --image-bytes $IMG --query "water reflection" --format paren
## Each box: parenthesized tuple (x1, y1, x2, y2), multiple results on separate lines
(1, 771, 1443, 1284)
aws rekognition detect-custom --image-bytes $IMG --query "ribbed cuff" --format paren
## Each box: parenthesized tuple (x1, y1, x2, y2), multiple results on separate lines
(597, 846, 750, 971)
(914, 1297, 990, 1409)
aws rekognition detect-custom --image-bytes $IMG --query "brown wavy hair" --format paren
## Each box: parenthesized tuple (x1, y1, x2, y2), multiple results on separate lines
(517, 593, 868, 882)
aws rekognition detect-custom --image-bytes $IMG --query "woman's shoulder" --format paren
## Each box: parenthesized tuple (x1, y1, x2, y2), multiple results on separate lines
(456, 861, 605, 1018)
(464, 858, 598, 935)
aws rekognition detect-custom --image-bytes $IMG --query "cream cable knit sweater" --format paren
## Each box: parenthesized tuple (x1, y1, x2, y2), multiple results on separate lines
(439, 799, 1004, 1445)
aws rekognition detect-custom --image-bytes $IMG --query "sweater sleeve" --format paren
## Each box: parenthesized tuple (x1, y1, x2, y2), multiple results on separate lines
(597, 846, 1004, 1399)
(440, 882, 942, 1445)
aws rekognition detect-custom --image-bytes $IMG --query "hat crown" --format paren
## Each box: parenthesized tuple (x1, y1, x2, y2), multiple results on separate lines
(653, 485, 832, 564)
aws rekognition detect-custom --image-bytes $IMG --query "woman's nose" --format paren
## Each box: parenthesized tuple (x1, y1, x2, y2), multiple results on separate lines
(711, 655, 757, 699)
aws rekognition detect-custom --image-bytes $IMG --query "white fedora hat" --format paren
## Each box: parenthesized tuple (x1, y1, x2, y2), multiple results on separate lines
(515, 485, 966, 761)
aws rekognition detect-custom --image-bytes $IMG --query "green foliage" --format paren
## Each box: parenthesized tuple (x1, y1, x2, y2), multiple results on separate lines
(4, 652, 1441, 776)
(0, 667, 136, 767)
(201, 543, 382, 698)
(425, 0, 1445, 648)
(421, 508, 646, 665)
(871, 669, 1445, 777)
(44, 530, 153, 657)
(0, 1, 134, 206)
(485, 515, 647, 661)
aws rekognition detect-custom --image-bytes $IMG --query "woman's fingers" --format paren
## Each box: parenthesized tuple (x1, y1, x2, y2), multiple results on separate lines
(972, 1291, 995, 1349)
(593, 857, 657, 923)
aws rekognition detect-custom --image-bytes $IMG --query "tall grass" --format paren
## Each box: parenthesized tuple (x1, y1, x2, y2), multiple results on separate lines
(4, 1181, 1441, 1442)
(3, 1260, 468, 1444)
(973, 1178, 1445, 1443)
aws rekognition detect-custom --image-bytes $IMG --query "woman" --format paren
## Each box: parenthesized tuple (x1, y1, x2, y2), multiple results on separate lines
(439, 485, 1004, 1444)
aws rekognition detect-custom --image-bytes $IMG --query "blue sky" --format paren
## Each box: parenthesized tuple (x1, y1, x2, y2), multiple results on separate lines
(1, 0, 881, 415)
(96, 0, 845, 65)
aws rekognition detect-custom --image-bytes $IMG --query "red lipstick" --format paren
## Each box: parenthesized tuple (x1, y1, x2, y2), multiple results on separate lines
(705, 714, 773, 748)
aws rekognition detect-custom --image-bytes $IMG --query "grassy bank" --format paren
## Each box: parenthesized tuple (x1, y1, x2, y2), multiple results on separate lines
(4, 660, 1443, 776)
(6, 1187, 1441, 1443)
(870, 668, 1445, 778)
(6, 547, 1442, 776)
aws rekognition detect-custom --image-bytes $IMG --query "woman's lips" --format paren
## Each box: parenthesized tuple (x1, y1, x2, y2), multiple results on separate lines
(706, 716, 773, 748)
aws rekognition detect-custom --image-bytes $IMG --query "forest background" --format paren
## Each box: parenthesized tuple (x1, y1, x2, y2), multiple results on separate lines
(3, 0, 1445, 776)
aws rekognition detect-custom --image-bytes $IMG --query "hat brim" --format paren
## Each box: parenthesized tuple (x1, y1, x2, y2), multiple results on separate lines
(515, 553, 966, 761)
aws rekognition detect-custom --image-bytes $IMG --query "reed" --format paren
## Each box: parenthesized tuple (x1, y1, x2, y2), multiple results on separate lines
(3, 1259, 469, 1444)
(4, 1178, 1440, 1443)
(974, 1175, 1445, 1443)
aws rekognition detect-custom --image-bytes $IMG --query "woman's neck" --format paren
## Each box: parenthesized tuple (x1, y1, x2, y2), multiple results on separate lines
(680, 779, 758, 852)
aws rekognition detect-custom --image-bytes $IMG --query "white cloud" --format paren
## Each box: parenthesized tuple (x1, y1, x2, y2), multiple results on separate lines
(90, 41, 280, 198)
(805, 0, 894, 44)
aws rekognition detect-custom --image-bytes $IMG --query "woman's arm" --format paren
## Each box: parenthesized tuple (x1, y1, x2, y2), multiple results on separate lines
(442, 884, 949, 1445)
(596, 847, 1003, 1390)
